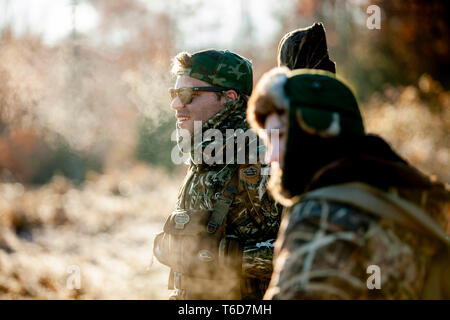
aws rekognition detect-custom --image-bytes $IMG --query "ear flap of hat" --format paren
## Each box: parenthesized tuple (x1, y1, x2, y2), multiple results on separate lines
(296, 109, 340, 137)
(285, 70, 365, 137)
(296, 108, 364, 137)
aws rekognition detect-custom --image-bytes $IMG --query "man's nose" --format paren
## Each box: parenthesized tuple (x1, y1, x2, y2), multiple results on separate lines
(170, 97, 184, 111)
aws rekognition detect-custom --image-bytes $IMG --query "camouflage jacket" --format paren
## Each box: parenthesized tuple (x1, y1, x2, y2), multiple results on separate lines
(264, 156, 449, 300)
(175, 98, 281, 299)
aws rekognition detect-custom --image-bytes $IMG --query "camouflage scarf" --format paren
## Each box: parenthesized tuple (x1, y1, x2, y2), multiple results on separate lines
(176, 96, 251, 209)
(186, 96, 256, 168)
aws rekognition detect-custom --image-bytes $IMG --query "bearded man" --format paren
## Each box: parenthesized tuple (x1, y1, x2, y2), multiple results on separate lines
(247, 67, 449, 299)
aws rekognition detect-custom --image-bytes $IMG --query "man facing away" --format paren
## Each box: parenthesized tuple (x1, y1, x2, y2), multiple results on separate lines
(247, 67, 450, 299)
(153, 49, 281, 300)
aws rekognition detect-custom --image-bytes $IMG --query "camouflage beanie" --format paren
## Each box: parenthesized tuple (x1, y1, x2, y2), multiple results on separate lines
(278, 22, 336, 73)
(177, 49, 253, 96)
(285, 69, 364, 137)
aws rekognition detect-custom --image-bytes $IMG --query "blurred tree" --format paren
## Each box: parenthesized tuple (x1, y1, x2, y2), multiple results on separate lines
(88, 0, 178, 172)
(136, 117, 176, 171)
(373, 0, 449, 88)
(283, 0, 449, 100)
(31, 140, 102, 185)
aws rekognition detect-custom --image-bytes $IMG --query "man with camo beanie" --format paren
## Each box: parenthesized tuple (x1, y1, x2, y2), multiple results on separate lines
(153, 49, 282, 300)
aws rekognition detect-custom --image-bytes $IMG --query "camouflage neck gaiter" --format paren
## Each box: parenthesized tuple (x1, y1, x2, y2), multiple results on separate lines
(201, 96, 248, 133)
(183, 96, 251, 168)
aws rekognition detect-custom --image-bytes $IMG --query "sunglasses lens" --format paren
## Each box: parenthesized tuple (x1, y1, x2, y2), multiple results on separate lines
(179, 88, 193, 105)
(169, 88, 205, 104)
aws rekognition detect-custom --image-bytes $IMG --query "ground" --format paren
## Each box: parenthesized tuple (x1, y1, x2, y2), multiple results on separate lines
(0, 163, 183, 299)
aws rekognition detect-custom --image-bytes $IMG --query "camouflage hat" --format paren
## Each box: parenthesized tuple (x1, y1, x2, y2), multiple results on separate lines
(285, 69, 364, 137)
(177, 49, 253, 96)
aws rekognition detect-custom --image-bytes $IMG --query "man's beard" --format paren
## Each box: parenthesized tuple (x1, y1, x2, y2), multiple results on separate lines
(265, 114, 325, 207)
(266, 114, 349, 207)
(267, 119, 411, 208)
(267, 164, 300, 207)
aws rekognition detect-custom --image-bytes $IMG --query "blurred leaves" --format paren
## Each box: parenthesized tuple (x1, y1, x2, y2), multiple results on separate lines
(0, 0, 175, 183)
(136, 117, 176, 172)
(31, 140, 102, 185)
(287, 0, 450, 101)
(364, 74, 450, 182)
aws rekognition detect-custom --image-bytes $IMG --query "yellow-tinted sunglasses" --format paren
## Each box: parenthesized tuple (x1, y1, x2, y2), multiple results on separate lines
(169, 86, 228, 105)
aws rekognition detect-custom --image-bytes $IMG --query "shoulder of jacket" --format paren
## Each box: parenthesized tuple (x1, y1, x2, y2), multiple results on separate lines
(288, 197, 374, 232)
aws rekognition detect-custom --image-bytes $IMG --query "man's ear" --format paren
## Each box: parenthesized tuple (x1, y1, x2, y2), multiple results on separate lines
(225, 90, 238, 102)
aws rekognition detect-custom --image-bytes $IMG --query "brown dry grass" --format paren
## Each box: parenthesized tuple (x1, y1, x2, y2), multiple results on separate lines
(0, 163, 185, 299)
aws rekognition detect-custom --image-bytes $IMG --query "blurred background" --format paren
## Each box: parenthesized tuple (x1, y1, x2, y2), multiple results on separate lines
(0, 0, 448, 299)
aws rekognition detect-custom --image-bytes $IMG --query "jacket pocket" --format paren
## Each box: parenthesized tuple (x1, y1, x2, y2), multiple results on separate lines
(154, 209, 225, 278)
